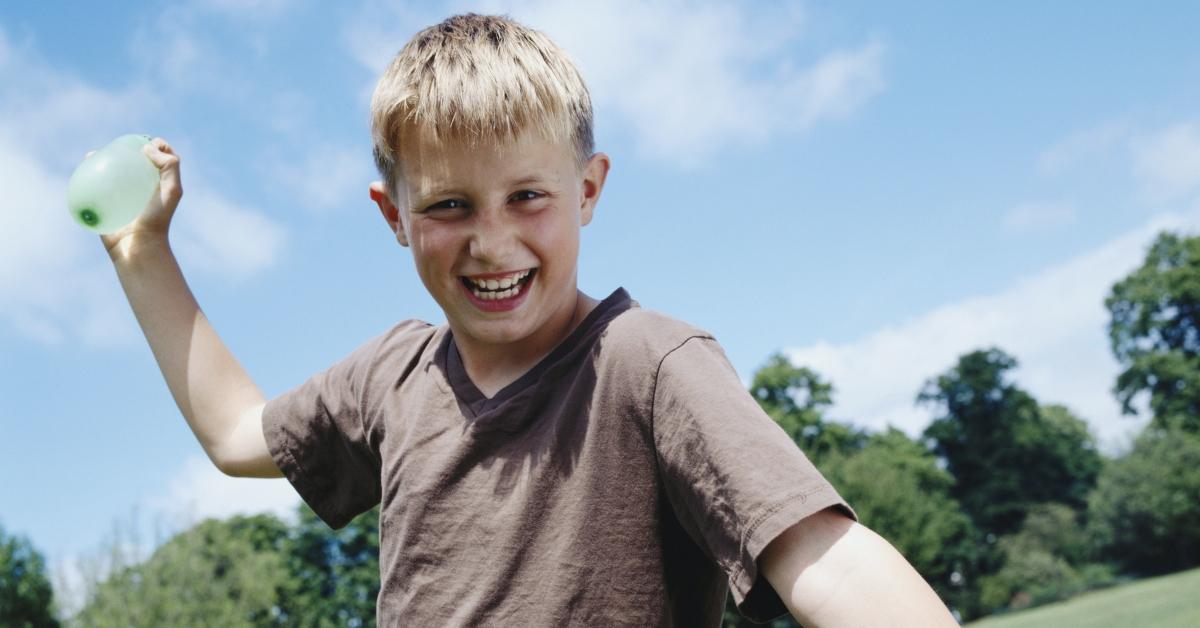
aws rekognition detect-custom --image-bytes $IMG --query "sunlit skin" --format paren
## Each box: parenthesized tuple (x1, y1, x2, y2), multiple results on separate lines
(369, 129, 610, 396)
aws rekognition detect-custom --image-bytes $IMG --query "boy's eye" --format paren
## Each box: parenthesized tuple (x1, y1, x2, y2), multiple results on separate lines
(511, 190, 542, 202)
(424, 199, 468, 214)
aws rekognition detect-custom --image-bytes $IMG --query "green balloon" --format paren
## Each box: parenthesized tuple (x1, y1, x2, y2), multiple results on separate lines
(67, 134, 158, 234)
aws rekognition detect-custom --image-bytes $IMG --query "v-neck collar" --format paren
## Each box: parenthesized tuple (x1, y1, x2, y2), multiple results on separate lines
(443, 288, 633, 420)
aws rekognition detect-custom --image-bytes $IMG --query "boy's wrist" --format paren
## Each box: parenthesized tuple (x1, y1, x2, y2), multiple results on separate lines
(105, 229, 172, 266)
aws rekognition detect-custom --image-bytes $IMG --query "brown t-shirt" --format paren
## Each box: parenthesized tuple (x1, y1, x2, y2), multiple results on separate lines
(263, 288, 853, 626)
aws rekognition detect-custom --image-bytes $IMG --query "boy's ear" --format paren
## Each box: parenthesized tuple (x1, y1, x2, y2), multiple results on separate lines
(579, 151, 611, 227)
(369, 181, 409, 247)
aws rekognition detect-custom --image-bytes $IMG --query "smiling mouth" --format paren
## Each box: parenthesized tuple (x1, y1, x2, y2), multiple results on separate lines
(460, 268, 537, 301)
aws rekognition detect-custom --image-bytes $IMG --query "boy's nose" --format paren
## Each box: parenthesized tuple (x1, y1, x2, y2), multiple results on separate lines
(467, 211, 516, 263)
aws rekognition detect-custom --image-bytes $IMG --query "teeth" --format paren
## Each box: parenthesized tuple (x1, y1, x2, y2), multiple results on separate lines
(471, 283, 523, 301)
(468, 278, 525, 301)
(466, 269, 534, 291)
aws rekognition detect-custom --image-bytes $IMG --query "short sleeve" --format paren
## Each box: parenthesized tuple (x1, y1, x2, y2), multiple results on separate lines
(652, 336, 856, 623)
(262, 339, 383, 530)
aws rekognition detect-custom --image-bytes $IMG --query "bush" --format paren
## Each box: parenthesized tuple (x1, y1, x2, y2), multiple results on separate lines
(979, 548, 1080, 611)
(1086, 426, 1200, 575)
(976, 503, 1120, 614)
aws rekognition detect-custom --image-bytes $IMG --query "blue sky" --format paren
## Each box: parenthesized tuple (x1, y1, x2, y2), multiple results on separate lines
(3, 0, 1199, 610)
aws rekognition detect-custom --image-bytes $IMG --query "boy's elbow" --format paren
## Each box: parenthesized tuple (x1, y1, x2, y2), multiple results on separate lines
(213, 446, 284, 479)
(212, 452, 241, 477)
(212, 404, 283, 478)
(209, 441, 247, 477)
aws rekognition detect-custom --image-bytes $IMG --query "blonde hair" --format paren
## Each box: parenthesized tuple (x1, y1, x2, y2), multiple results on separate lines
(370, 13, 595, 194)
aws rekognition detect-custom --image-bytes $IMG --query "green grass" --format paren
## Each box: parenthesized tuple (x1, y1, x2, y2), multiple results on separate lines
(966, 567, 1200, 628)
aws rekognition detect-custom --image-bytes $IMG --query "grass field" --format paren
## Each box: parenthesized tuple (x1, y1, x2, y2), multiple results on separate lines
(965, 567, 1200, 628)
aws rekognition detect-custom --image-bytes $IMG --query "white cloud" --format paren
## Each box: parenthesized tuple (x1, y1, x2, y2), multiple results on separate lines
(126, 3, 277, 103)
(0, 26, 286, 346)
(270, 144, 374, 212)
(1039, 120, 1200, 203)
(1003, 201, 1078, 232)
(787, 211, 1200, 452)
(147, 455, 301, 523)
(0, 131, 140, 348)
(1133, 122, 1200, 201)
(0, 33, 155, 174)
(345, 0, 885, 168)
(1036, 121, 1128, 176)
(172, 190, 288, 281)
(129, 9, 231, 96)
(342, 0, 467, 107)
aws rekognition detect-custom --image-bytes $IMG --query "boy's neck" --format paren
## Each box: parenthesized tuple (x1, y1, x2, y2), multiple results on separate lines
(455, 289, 600, 398)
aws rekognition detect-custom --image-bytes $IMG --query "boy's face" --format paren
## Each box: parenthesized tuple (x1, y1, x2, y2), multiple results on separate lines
(370, 129, 609, 353)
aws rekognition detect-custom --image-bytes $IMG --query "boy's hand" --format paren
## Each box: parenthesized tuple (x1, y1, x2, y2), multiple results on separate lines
(99, 138, 183, 258)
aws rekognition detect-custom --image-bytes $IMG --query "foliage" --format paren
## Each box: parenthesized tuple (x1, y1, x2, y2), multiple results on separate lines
(1086, 425, 1200, 576)
(0, 522, 60, 628)
(1005, 503, 1090, 565)
(68, 505, 381, 628)
(979, 548, 1081, 612)
(1106, 231, 1200, 433)
(750, 353, 867, 464)
(281, 505, 379, 627)
(73, 515, 288, 627)
(918, 348, 1102, 536)
(1034, 405, 1106, 515)
(977, 504, 1116, 613)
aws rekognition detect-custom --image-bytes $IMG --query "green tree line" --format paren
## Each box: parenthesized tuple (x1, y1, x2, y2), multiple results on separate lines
(4, 231, 1200, 626)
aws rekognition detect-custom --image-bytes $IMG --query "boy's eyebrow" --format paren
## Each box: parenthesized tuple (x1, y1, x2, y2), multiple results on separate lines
(419, 175, 552, 199)
(508, 175, 546, 187)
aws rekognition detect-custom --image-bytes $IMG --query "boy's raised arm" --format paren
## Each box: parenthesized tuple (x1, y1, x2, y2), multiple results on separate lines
(103, 138, 281, 479)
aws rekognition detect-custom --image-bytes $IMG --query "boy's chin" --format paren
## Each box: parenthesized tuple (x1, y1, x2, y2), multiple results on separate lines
(451, 324, 535, 348)
(449, 317, 534, 347)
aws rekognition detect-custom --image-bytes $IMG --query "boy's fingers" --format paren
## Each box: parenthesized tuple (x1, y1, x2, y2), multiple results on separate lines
(140, 138, 183, 204)
(150, 137, 175, 154)
(142, 138, 181, 171)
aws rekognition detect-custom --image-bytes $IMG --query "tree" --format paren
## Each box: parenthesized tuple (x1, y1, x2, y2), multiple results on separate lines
(1033, 404, 1105, 511)
(918, 349, 1101, 536)
(282, 504, 380, 627)
(0, 522, 59, 628)
(74, 515, 289, 627)
(1107, 231, 1200, 433)
(1086, 425, 1200, 576)
(750, 353, 867, 464)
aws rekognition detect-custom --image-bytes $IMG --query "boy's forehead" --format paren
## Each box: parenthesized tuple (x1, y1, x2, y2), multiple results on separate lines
(396, 129, 575, 197)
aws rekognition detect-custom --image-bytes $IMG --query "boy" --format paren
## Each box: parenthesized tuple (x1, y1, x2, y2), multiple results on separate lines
(105, 13, 957, 627)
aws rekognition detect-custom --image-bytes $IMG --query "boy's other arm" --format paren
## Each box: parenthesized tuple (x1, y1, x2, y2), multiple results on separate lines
(760, 507, 959, 627)
(104, 139, 282, 479)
